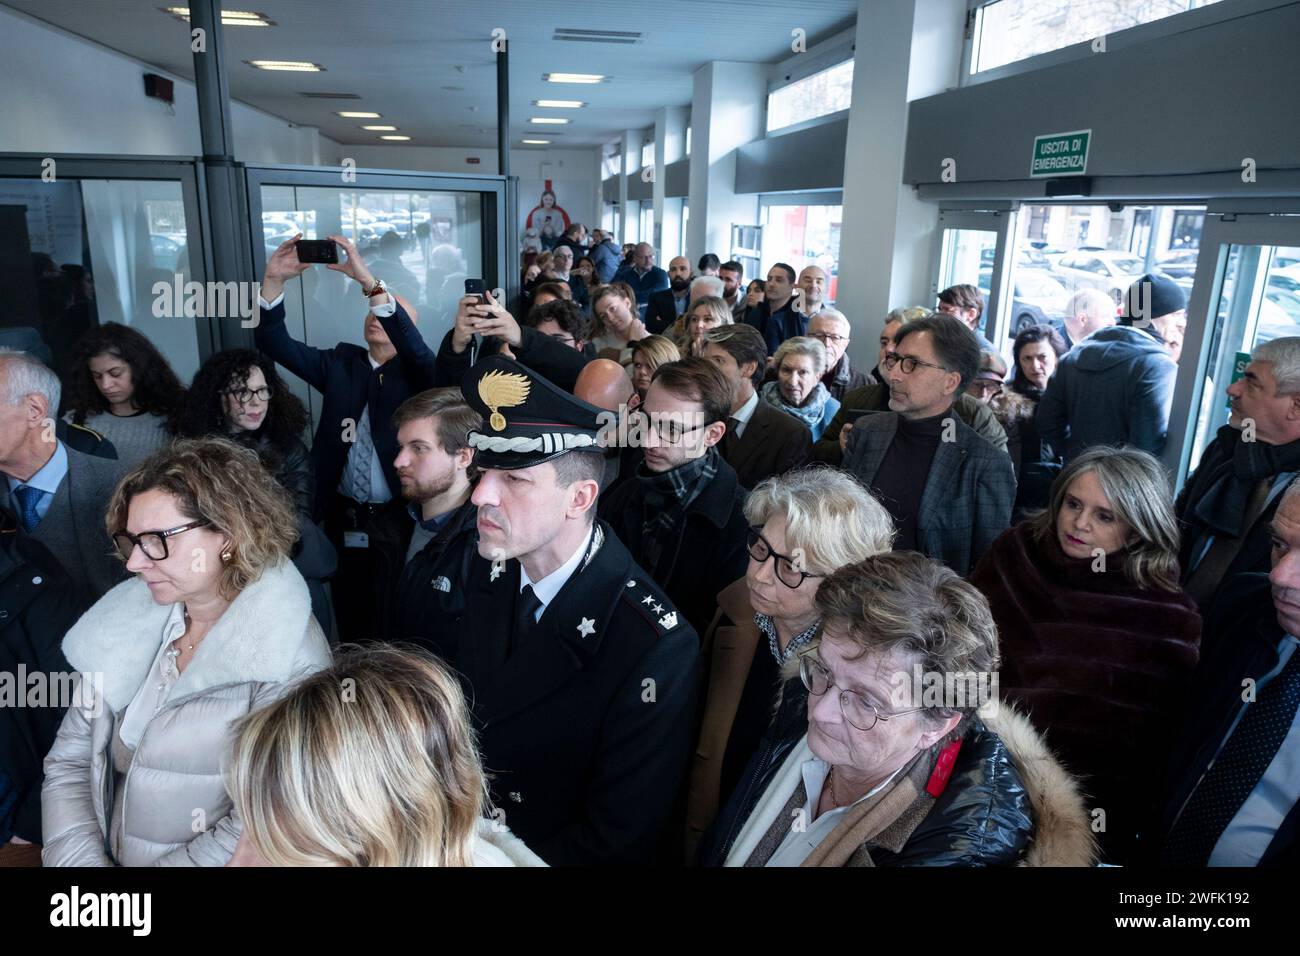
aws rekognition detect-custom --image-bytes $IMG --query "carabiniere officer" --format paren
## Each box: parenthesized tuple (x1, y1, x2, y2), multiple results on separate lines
(427, 354, 700, 866)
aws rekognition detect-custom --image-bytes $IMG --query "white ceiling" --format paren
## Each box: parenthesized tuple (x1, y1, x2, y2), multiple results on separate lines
(4, 0, 857, 149)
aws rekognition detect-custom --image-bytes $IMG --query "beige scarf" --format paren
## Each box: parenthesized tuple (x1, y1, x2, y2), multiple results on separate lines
(743, 743, 943, 868)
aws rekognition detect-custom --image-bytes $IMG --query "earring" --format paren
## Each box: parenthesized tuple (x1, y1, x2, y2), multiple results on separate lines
(220, 550, 232, 562)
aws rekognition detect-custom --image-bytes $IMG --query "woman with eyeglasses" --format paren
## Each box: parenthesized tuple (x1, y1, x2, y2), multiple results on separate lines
(63, 323, 187, 469)
(760, 336, 841, 442)
(684, 466, 894, 861)
(174, 350, 312, 517)
(41, 438, 332, 867)
(698, 550, 1096, 867)
(175, 350, 337, 641)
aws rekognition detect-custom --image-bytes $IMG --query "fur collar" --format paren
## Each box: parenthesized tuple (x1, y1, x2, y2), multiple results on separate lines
(984, 706, 1098, 866)
(62, 560, 315, 711)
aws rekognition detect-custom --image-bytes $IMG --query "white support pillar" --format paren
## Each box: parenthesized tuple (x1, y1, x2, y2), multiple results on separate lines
(687, 61, 767, 266)
(655, 106, 689, 261)
(619, 129, 637, 245)
(835, 0, 965, 368)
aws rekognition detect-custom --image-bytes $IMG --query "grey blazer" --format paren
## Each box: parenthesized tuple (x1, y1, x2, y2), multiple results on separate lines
(26, 445, 129, 601)
(843, 411, 1016, 576)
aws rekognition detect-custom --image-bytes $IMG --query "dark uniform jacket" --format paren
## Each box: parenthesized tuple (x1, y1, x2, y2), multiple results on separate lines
(598, 455, 750, 637)
(721, 399, 813, 491)
(423, 521, 701, 865)
(842, 410, 1015, 576)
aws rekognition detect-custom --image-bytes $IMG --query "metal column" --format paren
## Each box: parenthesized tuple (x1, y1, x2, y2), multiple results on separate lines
(190, 0, 254, 348)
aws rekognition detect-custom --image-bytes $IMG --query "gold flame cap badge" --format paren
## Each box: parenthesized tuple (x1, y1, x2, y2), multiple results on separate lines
(478, 369, 531, 431)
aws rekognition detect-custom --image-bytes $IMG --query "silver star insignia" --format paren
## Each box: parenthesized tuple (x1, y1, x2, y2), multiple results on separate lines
(652, 602, 664, 615)
(577, 617, 596, 638)
(642, 595, 655, 605)
(490, 562, 503, 582)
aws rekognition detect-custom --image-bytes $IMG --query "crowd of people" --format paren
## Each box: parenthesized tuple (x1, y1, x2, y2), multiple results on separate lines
(0, 227, 1296, 869)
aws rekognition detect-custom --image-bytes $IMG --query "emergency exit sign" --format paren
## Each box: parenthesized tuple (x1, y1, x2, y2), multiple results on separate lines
(1030, 129, 1091, 177)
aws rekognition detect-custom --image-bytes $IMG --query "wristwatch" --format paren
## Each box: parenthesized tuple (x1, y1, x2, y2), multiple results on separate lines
(361, 277, 388, 298)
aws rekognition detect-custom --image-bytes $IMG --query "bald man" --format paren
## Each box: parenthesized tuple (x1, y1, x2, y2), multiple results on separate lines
(1063, 288, 1118, 348)
(795, 265, 828, 318)
(575, 358, 639, 497)
(645, 256, 695, 336)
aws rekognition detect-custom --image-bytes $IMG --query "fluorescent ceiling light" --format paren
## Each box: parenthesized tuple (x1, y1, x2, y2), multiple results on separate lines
(248, 61, 323, 72)
(533, 99, 585, 108)
(361, 125, 397, 131)
(163, 7, 275, 26)
(380, 135, 411, 141)
(522, 139, 551, 145)
(544, 73, 606, 84)
(529, 117, 569, 125)
(336, 111, 380, 118)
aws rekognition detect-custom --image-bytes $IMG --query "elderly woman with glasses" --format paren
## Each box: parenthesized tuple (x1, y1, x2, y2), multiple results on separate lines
(684, 466, 894, 860)
(698, 551, 1096, 867)
(41, 438, 331, 867)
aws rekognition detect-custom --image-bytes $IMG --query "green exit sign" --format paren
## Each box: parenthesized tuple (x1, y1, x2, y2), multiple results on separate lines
(1030, 129, 1091, 178)
(1226, 351, 1251, 410)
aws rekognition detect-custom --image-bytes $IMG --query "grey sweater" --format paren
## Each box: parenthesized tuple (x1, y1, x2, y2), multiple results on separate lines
(72, 411, 171, 470)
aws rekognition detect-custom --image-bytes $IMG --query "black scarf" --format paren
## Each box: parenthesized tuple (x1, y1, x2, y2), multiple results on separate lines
(1191, 424, 1300, 537)
(637, 446, 719, 573)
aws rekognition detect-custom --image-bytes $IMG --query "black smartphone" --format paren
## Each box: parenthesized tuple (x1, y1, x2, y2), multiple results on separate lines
(464, 278, 486, 303)
(295, 239, 338, 264)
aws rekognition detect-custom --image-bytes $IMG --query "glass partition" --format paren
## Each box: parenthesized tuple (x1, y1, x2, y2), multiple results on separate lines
(0, 164, 205, 385)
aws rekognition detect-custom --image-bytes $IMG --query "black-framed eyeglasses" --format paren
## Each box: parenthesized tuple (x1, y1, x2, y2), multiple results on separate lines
(799, 650, 924, 732)
(746, 525, 824, 589)
(882, 352, 951, 375)
(629, 410, 711, 444)
(112, 520, 211, 562)
(226, 386, 271, 406)
(809, 331, 848, 345)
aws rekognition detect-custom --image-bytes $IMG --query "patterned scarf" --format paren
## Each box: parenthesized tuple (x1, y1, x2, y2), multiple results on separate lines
(1192, 424, 1300, 537)
(637, 446, 720, 573)
(760, 380, 830, 431)
(755, 613, 820, 665)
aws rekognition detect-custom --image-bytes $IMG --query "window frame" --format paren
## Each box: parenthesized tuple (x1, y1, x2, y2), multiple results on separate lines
(961, 0, 1289, 87)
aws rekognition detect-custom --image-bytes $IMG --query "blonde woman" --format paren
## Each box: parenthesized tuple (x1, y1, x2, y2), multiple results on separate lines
(761, 337, 841, 441)
(590, 282, 648, 366)
(969, 445, 1200, 863)
(679, 295, 734, 358)
(41, 438, 331, 866)
(225, 644, 544, 867)
(629, 335, 681, 403)
(685, 466, 894, 859)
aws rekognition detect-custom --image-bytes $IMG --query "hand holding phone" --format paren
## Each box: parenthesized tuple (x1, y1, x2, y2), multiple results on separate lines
(295, 239, 339, 264)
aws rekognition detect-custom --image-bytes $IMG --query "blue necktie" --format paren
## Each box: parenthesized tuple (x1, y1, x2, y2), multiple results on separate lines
(1161, 652, 1300, 865)
(13, 485, 43, 532)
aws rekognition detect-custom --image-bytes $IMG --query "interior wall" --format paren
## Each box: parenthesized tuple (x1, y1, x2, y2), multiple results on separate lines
(0, 3, 336, 165)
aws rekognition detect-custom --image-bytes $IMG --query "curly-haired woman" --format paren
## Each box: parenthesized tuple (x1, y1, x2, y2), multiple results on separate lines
(62, 323, 186, 468)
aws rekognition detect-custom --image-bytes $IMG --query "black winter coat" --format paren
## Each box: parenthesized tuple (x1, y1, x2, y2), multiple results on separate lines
(697, 682, 1036, 867)
(379, 499, 478, 645)
(598, 456, 750, 637)
(0, 520, 91, 843)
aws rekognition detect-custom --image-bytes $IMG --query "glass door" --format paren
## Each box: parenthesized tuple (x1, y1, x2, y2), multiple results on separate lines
(933, 208, 1014, 351)
(1170, 211, 1300, 485)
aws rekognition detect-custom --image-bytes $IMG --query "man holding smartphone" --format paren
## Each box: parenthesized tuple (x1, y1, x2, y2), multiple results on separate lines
(256, 233, 438, 641)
